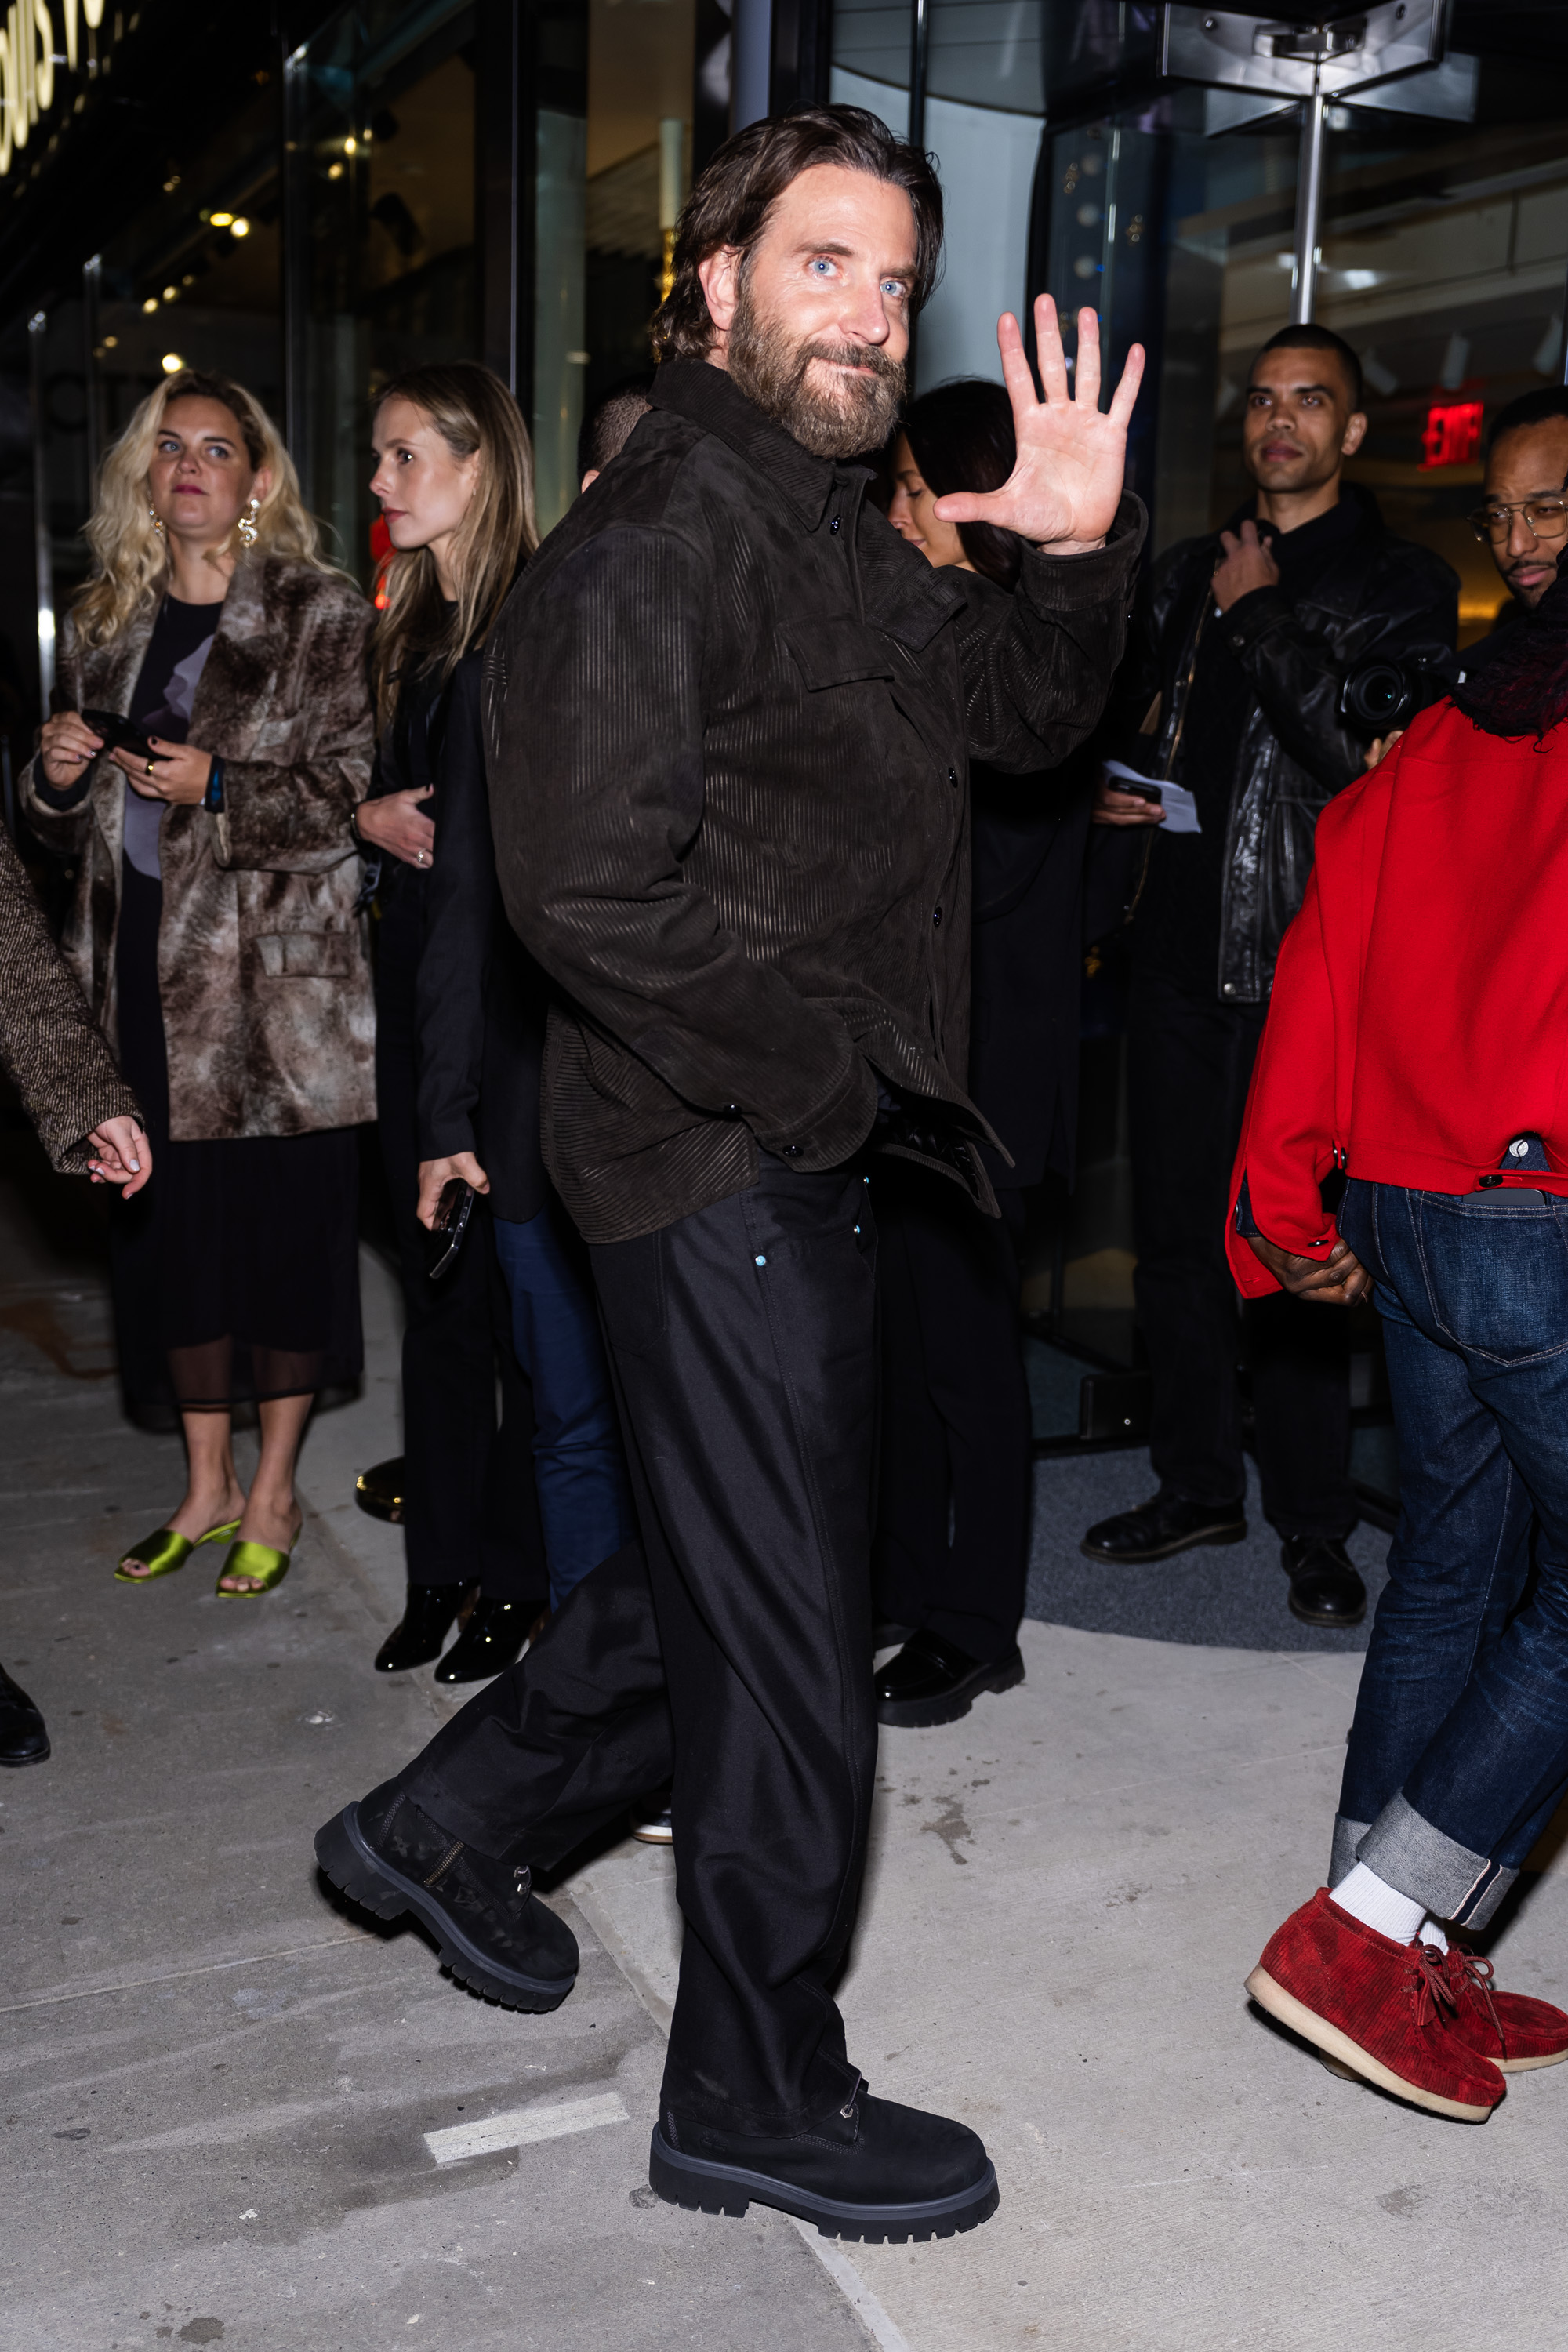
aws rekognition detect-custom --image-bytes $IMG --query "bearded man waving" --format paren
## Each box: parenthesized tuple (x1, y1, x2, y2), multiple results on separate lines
(317, 103, 1144, 2243)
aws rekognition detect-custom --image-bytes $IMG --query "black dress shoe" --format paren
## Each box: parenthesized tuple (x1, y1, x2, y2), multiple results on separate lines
(432, 1595, 540, 1685)
(1081, 1490, 1247, 1564)
(373, 1584, 469, 1674)
(1283, 1535, 1367, 1627)
(650, 2076, 998, 2243)
(874, 1630, 1025, 1728)
(314, 1777, 578, 2010)
(0, 1663, 49, 1766)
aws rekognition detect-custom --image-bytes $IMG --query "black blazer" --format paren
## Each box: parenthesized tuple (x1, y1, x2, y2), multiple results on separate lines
(412, 652, 549, 1225)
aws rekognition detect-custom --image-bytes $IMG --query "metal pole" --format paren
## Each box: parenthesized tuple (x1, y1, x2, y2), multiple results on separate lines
(82, 252, 101, 497)
(907, 0, 928, 152)
(27, 311, 55, 711)
(1291, 83, 1327, 325)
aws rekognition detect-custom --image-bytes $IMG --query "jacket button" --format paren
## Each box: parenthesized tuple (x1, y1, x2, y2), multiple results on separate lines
(1221, 982, 1236, 996)
(1479, 1174, 1504, 1189)
(782, 1143, 801, 1156)
(721, 1103, 739, 1115)
(932, 906, 943, 927)
(947, 767, 958, 786)
(829, 517, 841, 533)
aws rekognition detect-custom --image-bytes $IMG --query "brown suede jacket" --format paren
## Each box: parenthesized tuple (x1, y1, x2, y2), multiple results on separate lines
(20, 554, 376, 1142)
(485, 360, 1144, 1243)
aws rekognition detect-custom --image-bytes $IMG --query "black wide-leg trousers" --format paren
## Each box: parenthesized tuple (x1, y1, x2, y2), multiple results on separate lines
(399, 1158, 879, 2133)
(1128, 964, 1354, 1537)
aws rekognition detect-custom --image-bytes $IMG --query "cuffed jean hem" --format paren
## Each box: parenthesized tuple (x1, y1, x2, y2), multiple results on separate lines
(1329, 1813, 1369, 1890)
(1357, 1791, 1519, 1929)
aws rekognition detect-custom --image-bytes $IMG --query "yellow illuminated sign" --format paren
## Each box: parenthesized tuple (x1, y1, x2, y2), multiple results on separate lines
(0, 1, 113, 179)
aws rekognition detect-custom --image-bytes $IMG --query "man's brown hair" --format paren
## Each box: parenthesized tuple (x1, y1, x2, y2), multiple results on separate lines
(652, 104, 943, 364)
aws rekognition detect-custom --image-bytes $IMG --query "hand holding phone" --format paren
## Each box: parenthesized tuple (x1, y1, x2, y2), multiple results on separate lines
(424, 1177, 476, 1282)
(82, 708, 158, 764)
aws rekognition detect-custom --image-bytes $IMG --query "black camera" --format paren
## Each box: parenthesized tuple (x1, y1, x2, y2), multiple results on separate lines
(1338, 648, 1458, 737)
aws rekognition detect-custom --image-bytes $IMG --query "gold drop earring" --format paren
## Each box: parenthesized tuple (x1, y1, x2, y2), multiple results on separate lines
(238, 495, 260, 549)
(147, 501, 166, 543)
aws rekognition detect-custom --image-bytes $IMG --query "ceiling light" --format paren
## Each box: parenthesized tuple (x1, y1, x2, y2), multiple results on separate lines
(343, 136, 357, 155)
(328, 162, 343, 180)
(210, 210, 234, 227)
(161, 354, 184, 375)
(163, 285, 178, 300)
(103, 334, 118, 348)
(142, 296, 159, 313)
(230, 217, 250, 238)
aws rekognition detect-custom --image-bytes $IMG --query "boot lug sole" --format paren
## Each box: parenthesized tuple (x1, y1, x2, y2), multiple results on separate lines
(877, 1654, 1025, 1730)
(648, 2127, 999, 2242)
(314, 1803, 575, 2013)
(1246, 1965, 1500, 2121)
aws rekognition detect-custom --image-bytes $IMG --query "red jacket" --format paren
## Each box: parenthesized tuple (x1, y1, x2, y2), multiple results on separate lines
(1226, 699, 1568, 1298)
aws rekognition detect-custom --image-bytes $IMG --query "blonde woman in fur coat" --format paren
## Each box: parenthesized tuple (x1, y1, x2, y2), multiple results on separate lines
(22, 368, 376, 1599)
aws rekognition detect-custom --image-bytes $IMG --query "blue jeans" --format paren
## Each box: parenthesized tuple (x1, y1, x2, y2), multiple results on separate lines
(492, 1203, 634, 1611)
(1333, 1180, 1568, 1926)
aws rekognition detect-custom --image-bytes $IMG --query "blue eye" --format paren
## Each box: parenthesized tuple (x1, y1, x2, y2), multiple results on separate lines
(810, 259, 833, 276)
(881, 280, 907, 298)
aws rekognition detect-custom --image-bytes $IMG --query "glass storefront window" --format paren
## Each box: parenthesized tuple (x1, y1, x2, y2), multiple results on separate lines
(528, 0, 695, 532)
(286, 1, 478, 581)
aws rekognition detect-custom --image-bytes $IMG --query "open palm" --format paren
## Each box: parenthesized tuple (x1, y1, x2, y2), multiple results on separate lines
(933, 296, 1144, 552)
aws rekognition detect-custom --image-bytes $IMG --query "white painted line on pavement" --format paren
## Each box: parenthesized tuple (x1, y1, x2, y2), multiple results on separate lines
(424, 2092, 630, 2165)
(792, 2223, 916, 2352)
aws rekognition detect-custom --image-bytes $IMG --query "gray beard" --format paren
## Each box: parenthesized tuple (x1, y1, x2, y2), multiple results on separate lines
(727, 286, 905, 459)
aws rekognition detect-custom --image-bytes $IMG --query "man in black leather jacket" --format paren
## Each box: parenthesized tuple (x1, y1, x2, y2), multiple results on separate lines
(1083, 322, 1457, 1628)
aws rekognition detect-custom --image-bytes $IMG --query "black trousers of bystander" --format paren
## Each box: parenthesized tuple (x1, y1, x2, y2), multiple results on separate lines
(871, 1159, 1031, 1664)
(375, 903, 545, 1602)
(1128, 964, 1355, 1539)
(398, 1156, 878, 2134)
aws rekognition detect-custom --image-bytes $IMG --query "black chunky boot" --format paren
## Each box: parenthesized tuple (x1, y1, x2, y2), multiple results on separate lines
(650, 2074, 998, 2243)
(314, 1778, 578, 2010)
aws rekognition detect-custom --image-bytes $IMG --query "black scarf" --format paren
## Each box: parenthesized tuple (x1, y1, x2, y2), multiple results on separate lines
(1453, 573, 1568, 742)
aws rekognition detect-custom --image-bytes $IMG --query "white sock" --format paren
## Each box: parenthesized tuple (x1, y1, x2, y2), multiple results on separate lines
(1330, 1862, 1428, 1945)
(1418, 1915, 1450, 1953)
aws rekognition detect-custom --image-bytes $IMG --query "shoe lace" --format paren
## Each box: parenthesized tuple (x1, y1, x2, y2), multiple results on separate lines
(1409, 1941, 1460, 2033)
(1448, 1947, 1505, 2056)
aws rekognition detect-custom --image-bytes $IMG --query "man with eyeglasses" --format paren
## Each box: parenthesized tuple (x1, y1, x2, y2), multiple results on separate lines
(1468, 387, 1568, 633)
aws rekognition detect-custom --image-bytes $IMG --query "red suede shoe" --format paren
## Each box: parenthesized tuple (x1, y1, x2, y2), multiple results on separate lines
(1245, 1889, 1504, 2122)
(1443, 1947, 1568, 2073)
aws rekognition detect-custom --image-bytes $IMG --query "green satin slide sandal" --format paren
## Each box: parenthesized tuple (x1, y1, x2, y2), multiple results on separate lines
(215, 1540, 293, 1598)
(114, 1518, 242, 1584)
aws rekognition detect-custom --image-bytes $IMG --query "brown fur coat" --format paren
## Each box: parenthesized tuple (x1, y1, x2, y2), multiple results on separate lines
(20, 555, 376, 1141)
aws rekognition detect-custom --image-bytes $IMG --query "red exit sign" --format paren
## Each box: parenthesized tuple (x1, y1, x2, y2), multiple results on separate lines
(1421, 401, 1484, 468)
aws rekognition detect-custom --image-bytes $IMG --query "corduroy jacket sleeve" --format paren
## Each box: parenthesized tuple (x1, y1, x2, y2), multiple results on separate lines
(486, 522, 877, 1167)
(957, 499, 1146, 771)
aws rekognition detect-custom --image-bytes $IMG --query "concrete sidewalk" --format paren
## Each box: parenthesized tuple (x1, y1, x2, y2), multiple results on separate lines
(4, 1141, 1568, 2351)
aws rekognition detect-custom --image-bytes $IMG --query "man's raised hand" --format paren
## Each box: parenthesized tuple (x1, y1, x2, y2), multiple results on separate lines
(931, 297, 1143, 555)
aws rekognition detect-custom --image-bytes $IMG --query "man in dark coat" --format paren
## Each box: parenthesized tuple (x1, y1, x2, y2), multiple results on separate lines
(1083, 322, 1457, 1629)
(317, 104, 1144, 2241)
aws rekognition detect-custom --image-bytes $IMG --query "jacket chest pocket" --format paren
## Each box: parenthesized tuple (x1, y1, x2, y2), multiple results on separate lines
(777, 618, 895, 691)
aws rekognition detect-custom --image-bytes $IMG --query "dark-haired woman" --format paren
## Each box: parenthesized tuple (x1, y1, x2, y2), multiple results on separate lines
(357, 361, 633, 1682)
(873, 377, 1100, 1726)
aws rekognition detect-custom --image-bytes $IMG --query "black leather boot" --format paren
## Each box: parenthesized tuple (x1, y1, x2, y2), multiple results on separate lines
(651, 2074, 998, 2243)
(314, 1777, 578, 2010)
(433, 1594, 539, 1685)
(1081, 1490, 1247, 1564)
(0, 1663, 49, 1766)
(874, 1631, 1024, 1728)
(1283, 1535, 1366, 1627)
(372, 1584, 469, 1674)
